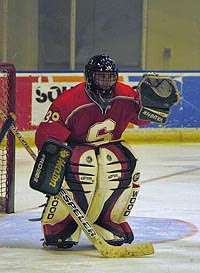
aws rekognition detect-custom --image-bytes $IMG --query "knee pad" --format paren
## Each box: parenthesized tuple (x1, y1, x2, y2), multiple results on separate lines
(41, 144, 98, 245)
(87, 141, 140, 244)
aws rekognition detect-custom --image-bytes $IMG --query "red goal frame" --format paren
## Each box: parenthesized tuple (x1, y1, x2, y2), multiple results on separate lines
(0, 63, 16, 213)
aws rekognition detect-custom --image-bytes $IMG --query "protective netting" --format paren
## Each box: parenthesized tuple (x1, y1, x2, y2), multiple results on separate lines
(0, 64, 15, 213)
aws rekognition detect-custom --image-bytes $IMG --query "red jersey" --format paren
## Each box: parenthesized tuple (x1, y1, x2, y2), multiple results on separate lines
(35, 81, 149, 150)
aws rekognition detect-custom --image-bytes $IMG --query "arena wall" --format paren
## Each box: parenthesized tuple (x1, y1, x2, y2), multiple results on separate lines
(16, 71, 200, 145)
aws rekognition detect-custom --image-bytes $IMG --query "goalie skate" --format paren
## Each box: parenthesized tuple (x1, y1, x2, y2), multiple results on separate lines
(42, 237, 78, 249)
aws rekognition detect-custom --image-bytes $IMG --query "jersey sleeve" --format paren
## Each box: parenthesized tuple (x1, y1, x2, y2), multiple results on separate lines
(35, 103, 71, 150)
(115, 83, 150, 127)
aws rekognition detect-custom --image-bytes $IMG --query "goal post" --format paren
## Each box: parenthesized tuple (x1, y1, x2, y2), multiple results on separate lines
(0, 63, 16, 213)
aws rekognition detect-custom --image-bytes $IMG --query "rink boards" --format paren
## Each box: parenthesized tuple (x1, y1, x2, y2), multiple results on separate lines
(14, 71, 200, 143)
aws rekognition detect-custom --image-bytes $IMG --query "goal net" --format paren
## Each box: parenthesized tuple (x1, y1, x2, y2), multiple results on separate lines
(0, 63, 16, 213)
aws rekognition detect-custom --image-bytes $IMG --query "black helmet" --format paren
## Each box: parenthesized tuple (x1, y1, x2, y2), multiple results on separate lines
(85, 54, 118, 111)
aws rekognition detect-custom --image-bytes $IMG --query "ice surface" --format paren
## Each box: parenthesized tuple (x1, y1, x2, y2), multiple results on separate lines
(0, 144, 199, 273)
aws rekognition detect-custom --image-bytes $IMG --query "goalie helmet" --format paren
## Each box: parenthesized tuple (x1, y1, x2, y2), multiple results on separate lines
(85, 54, 118, 110)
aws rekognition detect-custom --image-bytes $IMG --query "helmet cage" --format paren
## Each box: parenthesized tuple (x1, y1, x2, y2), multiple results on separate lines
(93, 71, 118, 96)
(85, 54, 118, 98)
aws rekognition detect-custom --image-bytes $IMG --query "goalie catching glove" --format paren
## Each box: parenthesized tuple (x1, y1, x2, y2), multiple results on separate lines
(138, 74, 180, 124)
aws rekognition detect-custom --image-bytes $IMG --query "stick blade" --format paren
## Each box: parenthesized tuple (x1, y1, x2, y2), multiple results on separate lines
(97, 241, 154, 258)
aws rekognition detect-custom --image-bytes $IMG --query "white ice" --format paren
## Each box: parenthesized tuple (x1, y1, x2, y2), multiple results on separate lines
(0, 143, 199, 273)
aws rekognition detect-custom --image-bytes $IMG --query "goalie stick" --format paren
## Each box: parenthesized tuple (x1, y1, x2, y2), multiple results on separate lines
(0, 110, 37, 160)
(0, 110, 154, 257)
(58, 188, 154, 257)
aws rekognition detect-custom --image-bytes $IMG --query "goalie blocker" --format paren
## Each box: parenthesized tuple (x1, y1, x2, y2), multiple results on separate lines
(30, 139, 72, 195)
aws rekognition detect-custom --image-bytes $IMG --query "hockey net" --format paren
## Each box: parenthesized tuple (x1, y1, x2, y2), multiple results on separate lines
(0, 63, 16, 213)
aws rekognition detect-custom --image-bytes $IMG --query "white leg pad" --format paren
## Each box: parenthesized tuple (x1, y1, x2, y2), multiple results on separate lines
(41, 145, 98, 244)
(87, 141, 140, 244)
